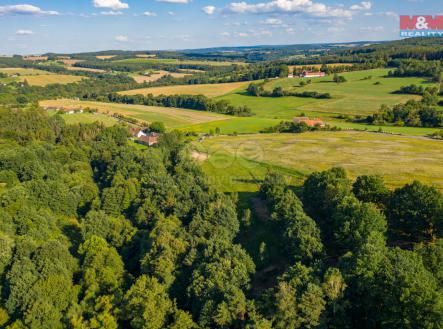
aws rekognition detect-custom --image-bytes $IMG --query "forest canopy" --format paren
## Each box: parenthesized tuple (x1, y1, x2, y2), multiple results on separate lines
(0, 107, 441, 329)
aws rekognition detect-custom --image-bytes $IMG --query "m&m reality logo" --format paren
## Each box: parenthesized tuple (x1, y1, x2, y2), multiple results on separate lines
(400, 15, 443, 37)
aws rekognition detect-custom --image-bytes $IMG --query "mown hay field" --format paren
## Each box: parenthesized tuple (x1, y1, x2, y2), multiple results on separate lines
(65, 66, 106, 73)
(96, 55, 116, 60)
(18, 74, 84, 86)
(131, 71, 190, 83)
(0, 68, 53, 76)
(40, 99, 230, 128)
(119, 81, 251, 97)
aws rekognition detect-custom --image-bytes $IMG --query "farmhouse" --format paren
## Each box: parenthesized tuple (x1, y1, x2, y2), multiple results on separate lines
(129, 127, 148, 139)
(299, 71, 326, 78)
(294, 116, 326, 128)
(136, 132, 160, 146)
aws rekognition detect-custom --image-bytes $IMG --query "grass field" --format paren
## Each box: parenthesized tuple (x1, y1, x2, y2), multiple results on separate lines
(113, 58, 247, 66)
(329, 121, 440, 136)
(180, 117, 281, 134)
(119, 81, 251, 97)
(214, 69, 436, 119)
(262, 69, 436, 116)
(217, 92, 320, 118)
(196, 131, 443, 192)
(40, 99, 230, 128)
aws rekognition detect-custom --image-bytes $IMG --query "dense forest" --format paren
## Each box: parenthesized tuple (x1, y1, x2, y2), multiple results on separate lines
(0, 107, 441, 329)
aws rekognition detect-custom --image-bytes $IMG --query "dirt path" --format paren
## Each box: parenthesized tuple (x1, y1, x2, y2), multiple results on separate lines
(191, 151, 208, 161)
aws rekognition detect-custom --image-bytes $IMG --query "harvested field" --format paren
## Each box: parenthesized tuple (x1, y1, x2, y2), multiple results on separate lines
(119, 81, 250, 97)
(18, 74, 84, 86)
(39, 99, 231, 128)
(66, 66, 107, 73)
(131, 71, 189, 83)
(96, 55, 116, 60)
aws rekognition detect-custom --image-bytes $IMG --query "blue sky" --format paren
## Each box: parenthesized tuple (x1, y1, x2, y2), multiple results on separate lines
(0, 0, 440, 55)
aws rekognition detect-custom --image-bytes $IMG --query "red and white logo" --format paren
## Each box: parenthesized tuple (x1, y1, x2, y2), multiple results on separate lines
(400, 15, 443, 37)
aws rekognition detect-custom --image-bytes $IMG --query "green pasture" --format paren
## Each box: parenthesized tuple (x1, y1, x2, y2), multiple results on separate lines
(180, 117, 281, 134)
(196, 131, 443, 193)
(262, 69, 438, 116)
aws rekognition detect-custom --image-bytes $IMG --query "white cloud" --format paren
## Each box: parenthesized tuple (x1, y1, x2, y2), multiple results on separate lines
(350, 1, 372, 10)
(202, 6, 216, 15)
(234, 30, 272, 37)
(16, 29, 34, 35)
(220, 32, 231, 36)
(100, 11, 123, 15)
(93, 0, 129, 10)
(263, 18, 282, 25)
(382, 11, 398, 18)
(142, 11, 157, 16)
(360, 25, 383, 32)
(327, 26, 345, 32)
(0, 4, 58, 16)
(115, 35, 129, 42)
(168, 11, 176, 16)
(227, 0, 353, 18)
(156, 0, 189, 3)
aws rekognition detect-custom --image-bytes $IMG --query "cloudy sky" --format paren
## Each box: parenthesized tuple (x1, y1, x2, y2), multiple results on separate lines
(0, 0, 439, 54)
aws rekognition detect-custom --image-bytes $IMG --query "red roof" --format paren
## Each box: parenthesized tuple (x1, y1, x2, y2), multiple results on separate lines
(294, 117, 326, 127)
(137, 132, 160, 146)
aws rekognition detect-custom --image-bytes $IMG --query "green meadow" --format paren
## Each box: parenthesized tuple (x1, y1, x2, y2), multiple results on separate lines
(261, 68, 438, 116)
(196, 131, 443, 193)
(180, 117, 281, 134)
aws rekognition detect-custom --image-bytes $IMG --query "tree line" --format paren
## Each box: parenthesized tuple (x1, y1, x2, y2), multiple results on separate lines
(366, 89, 442, 127)
(246, 82, 331, 99)
(106, 93, 253, 116)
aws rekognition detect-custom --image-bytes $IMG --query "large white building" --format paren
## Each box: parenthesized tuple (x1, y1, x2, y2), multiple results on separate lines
(299, 71, 326, 78)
